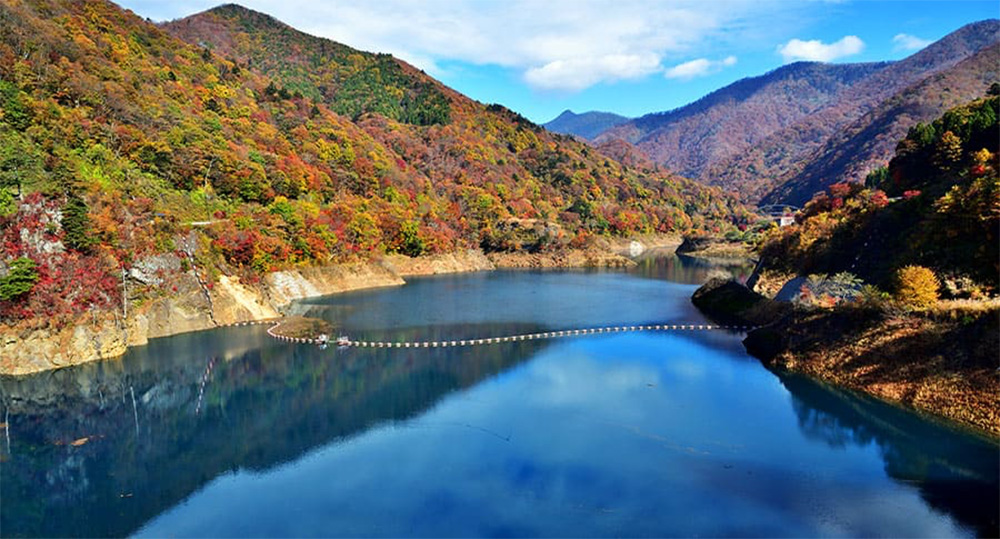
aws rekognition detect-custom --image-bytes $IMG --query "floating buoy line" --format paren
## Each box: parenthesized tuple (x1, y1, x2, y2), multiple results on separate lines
(216, 319, 755, 349)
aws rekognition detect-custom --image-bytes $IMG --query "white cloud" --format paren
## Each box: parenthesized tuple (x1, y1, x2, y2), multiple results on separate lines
(664, 55, 737, 80)
(892, 33, 932, 52)
(119, 0, 807, 91)
(524, 53, 662, 92)
(777, 35, 864, 63)
(294, 0, 724, 91)
(120, 0, 809, 93)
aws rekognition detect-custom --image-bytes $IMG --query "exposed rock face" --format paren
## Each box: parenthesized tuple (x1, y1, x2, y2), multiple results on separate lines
(214, 275, 279, 320)
(0, 315, 145, 375)
(380, 249, 494, 277)
(1, 251, 495, 375)
(743, 308, 1000, 437)
(129, 253, 182, 286)
(265, 263, 405, 307)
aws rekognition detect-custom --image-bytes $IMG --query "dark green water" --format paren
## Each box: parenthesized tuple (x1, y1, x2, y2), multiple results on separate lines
(1, 255, 996, 537)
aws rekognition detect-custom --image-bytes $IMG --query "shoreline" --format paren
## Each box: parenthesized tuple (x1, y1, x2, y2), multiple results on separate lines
(745, 309, 1000, 440)
(1, 236, 679, 376)
(692, 278, 999, 440)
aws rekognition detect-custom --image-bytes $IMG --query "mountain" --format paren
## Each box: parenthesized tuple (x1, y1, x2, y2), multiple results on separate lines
(595, 61, 889, 182)
(761, 43, 1000, 205)
(0, 1, 750, 325)
(542, 110, 630, 139)
(717, 19, 1000, 205)
(162, 4, 452, 125)
(598, 19, 1000, 204)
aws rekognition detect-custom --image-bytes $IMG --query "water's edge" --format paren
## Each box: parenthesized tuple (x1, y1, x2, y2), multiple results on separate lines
(1, 241, 666, 375)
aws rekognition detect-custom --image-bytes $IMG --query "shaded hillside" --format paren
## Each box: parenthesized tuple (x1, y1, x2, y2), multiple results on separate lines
(709, 19, 1000, 203)
(543, 109, 630, 140)
(596, 61, 889, 181)
(758, 97, 999, 291)
(763, 44, 1000, 205)
(0, 0, 751, 326)
(162, 3, 451, 125)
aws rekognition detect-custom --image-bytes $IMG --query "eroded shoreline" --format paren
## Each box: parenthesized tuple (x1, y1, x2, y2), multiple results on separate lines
(1, 237, 677, 376)
(692, 278, 1000, 439)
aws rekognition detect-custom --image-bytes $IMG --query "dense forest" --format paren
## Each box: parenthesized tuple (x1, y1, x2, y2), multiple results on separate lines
(757, 95, 999, 296)
(0, 0, 752, 326)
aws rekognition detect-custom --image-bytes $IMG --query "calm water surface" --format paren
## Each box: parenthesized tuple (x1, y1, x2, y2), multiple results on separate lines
(1, 255, 996, 537)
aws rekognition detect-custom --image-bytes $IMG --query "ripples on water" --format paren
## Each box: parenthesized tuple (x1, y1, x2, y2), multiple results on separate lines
(1, 255, 996, 537)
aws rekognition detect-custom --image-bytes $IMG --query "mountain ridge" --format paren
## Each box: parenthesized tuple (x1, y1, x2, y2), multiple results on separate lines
(595, 61, 891, 181)
(762, 43, 1000, 205)
(542, 109, 630, 140)
(593, 18, 1000, 204)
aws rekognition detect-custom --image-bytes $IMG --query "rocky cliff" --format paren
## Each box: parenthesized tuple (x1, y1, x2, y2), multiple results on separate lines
(0, 250, 494, 375)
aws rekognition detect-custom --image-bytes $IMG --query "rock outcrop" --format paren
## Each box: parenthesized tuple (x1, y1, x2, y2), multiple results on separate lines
(690, 278, 790, 327)
(0, 251, 492, 375)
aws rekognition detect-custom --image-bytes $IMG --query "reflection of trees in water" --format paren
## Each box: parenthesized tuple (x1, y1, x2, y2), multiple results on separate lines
(0, 322, 546, 538)
(779, 373, 999, 537)
(632, 253, 754, 285)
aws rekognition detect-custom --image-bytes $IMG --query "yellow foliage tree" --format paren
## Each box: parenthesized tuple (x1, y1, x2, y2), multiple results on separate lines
(894, 265, 940, 308)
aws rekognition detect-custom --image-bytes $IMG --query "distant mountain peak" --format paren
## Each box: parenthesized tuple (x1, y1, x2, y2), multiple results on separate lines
(543, 110, 630, 140)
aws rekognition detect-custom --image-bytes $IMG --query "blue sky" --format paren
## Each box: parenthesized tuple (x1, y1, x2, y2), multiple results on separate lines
(119, 0, 998, 123)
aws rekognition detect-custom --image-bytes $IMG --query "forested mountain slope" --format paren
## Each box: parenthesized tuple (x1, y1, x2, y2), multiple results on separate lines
(595, 61, 887, 182)
(597, 19, 999, 204)
(762, 43, 1000, 205)
(759, 96, 999, 290)
(0, 0, 750, 325)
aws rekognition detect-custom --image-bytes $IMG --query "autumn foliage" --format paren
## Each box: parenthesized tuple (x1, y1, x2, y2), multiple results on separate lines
(894, 266, 940, 308)
(0, 0, 754, 326)
(757, 96, 999, 296)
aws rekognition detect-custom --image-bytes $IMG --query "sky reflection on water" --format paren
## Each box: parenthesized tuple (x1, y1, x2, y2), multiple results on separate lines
(2, 255, 996, 537)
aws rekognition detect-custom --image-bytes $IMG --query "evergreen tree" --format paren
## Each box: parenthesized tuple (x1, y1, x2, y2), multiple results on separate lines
(0, 257, 39, 301)
(0, 188, 15, 218)
(62, 196, 95, 253)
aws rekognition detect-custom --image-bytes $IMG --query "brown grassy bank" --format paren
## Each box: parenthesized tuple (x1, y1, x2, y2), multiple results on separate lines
(746, 304, 999, 438)
(693, 278, 999, 438)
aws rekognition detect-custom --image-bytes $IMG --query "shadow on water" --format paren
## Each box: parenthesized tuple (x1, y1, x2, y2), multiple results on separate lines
(2, 259, 996, 538)
(778, 372, 1000, 537)
(631, 252, 754, 285)
(0, 322, 549, 538)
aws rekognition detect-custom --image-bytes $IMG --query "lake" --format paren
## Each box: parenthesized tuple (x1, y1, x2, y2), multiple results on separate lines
(1, 254, 996, 537)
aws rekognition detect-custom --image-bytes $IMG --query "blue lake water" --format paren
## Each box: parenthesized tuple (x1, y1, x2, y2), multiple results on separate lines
(1, 254, 996, 537)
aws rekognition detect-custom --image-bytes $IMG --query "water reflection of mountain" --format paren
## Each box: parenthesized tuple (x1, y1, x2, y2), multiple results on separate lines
(0, 322, 546, 538)
(778, 372, 999, 537)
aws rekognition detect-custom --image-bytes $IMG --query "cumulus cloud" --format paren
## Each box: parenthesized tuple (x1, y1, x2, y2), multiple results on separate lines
(123, 0, 806, 92)
(294, 0, 728, 91)
(524, 53, 662, 91)
(777, 35, 864, 63)
(892, 33, 933, 51)
(664, 55, 737, 80)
